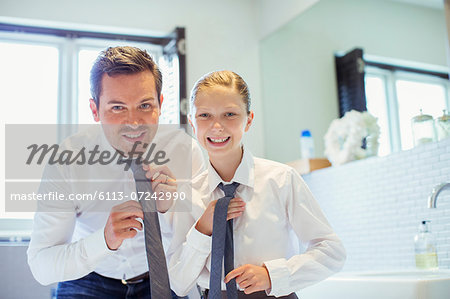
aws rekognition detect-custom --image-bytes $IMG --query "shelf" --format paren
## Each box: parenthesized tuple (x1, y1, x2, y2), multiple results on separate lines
(286, 158, 331, 175)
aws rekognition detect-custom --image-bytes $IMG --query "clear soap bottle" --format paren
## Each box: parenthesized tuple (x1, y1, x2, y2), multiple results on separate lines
(411, 110, 436, 146)
(414, 220, 438, 270)
(436, 110, 450, 141)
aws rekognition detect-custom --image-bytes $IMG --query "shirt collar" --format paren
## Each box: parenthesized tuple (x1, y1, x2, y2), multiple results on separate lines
(207, 145, 255, 194)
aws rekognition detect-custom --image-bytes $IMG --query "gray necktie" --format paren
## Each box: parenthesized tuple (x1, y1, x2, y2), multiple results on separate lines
(209, 182, 240, 299)
(129, 159, 172, 299)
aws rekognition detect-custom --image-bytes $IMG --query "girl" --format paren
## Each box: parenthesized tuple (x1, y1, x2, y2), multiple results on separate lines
(167, 71, 346, 298)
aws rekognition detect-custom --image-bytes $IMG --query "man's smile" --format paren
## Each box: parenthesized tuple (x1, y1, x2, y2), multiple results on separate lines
(121, 130, 147, 142)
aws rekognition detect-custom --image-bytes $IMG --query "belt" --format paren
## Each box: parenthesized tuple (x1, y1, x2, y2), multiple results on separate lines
(121, 272, 149, 285)
(201, 288, 298, 299)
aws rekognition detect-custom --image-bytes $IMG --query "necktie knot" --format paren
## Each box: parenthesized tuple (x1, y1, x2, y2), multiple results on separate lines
(128, 159, 141, 173)
(117, 155, 146, 173)
(218, 182, 239, 198)
(126, 159, 148, 183)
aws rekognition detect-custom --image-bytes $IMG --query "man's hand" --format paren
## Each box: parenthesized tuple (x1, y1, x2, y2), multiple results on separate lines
(104, 200, 143, 250)
(143, 164, 177, 213)
(195, 198, 246, 236)
(224, 264, 271, 295)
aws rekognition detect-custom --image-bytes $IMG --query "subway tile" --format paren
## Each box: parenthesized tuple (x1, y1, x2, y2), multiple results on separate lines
(304, 140, 450, 271)
(440, 152, 450, 162)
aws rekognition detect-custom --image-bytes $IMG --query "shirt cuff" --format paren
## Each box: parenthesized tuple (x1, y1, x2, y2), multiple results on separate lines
(83, 228, 114, 264)
(264, 258, 290, 297)
(186, 223, 212, 254)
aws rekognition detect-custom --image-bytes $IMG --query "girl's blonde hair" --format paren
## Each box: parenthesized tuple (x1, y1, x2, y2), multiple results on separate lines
(190, 70, 251, 114)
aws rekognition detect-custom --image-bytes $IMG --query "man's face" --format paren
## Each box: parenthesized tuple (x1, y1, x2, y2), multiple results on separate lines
(89, 70, 161, 156)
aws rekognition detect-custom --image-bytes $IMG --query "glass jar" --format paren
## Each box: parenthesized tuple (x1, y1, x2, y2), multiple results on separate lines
(411, 110, 436, 146)
(436, 110, 450, 141)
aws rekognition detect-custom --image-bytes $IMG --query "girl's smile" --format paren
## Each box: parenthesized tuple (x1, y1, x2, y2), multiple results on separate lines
(207, 136, 231, 146)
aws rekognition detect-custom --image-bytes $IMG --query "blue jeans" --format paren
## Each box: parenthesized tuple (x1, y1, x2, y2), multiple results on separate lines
(56, 272, 186, 299)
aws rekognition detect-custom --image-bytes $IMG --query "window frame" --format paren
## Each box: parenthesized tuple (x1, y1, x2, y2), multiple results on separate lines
(0, 23, 180, 239)
(365, 63, 450, 154)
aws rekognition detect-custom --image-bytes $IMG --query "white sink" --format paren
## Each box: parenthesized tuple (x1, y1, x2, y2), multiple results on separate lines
(299, 270, 450, 299)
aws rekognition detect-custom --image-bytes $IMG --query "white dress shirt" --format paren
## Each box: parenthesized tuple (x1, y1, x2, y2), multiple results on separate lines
(27, 125, 206, 286)
(167, 147, 346, 297)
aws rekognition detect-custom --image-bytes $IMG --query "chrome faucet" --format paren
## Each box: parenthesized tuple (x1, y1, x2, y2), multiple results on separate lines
(428, 183, 450, 208)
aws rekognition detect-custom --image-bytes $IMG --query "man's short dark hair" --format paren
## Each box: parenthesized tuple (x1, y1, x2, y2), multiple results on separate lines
(90, 46, 163, 107)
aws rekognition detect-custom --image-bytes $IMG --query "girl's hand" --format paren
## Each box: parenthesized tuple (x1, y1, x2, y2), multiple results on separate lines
(195, 197, 246, 236)
(224, 264, 271, 295)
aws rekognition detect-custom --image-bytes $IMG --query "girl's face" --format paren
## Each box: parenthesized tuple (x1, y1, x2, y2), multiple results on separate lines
(190, 85, 253, 160)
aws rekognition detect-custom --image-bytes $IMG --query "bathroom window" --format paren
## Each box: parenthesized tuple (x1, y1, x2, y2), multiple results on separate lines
(364, 64, 449, 156)
(0, 41, 59, 124)
(0, 23, 185, 236)
(0, 39, 60, 231)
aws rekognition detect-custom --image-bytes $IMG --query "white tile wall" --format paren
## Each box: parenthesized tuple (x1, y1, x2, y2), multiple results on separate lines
(303, 138, 450, 271)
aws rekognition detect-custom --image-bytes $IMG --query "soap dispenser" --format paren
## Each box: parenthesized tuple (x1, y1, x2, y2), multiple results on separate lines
(414, 220, 438, 270)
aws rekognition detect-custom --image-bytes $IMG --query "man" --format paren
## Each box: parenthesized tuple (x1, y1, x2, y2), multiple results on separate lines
(27, 46, 205, 298)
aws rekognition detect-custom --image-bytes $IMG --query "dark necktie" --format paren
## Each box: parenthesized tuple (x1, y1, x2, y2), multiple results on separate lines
(129, 159, 172, 299)
(209, 182, 240, 299)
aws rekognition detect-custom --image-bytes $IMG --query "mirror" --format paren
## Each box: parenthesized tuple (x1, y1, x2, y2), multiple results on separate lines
(259, 0, 448, 163)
